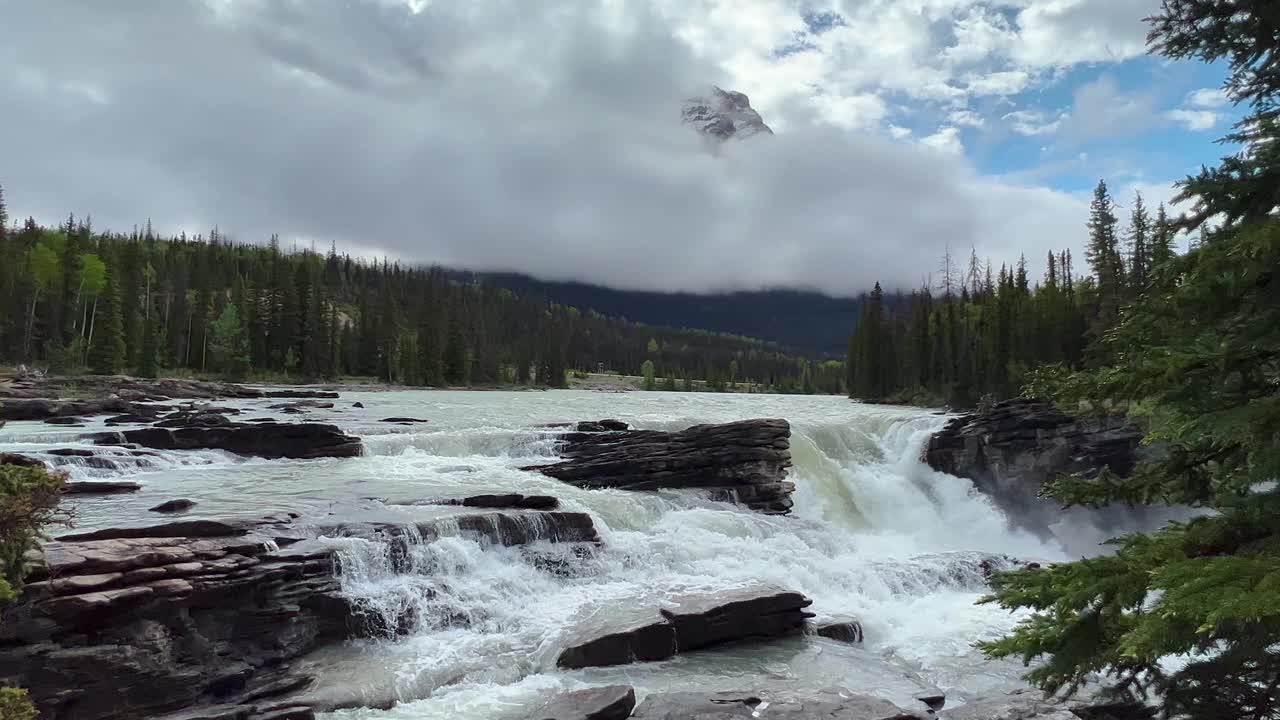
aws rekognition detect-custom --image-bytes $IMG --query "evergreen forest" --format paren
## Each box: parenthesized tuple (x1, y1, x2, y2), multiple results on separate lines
(0, 202, 842, 394)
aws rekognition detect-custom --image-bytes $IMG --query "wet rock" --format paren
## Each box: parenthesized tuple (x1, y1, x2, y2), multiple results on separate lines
(557, 611, 676, 669)
(457, 494, 559, 511)
(925, 399, 1145, 530)
(89, 423, 363, 460)
(815, 618, 864, 643)
(533, 685, 636, 720)
(913, 691, 946, 712)
(155, 411, 235, 428)
(2, 397, 134, 421)
(1, 452, 46, 467)
(59, 519, 256, 541)
(262, 390, 340, 399)
(526, 419, 793, 515)
(0, 522, 349, 720)
(632, 690, 922, 720)
(62, 481, 142, 495)
(150, 499, 197, 513)
(46, 448, 95, 457)
(557, 585, 812, 669)
(104, 412, 161, 425)
(572, 419, 630, 433)
(268, 401, 335, 412)
(351, 402, 364, 408)
(379, 417, 427, 424)
(44, 416, 87, 425)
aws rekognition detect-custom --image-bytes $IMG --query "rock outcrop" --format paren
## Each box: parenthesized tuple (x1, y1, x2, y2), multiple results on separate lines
(527, 419, 794, 514)
(2, 509, 603, 720)
(62, 481, 142, 495)
(925, 399, 1142, 525)
(557, 585, 813, 669)
(683, 87, 773, 141)
(88, 422, 363, 460)
(631, 690, 922, 720)
(532, 685, 636, 720)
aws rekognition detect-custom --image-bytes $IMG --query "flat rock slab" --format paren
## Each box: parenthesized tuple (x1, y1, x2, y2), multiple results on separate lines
(557, 585, 812, 669)
(526, 419, 794, 515)
(632, 691, 923, 720)
(88, 422, 362, 460)
(532, 685, 636, 720)
(62, 481, 142, 495)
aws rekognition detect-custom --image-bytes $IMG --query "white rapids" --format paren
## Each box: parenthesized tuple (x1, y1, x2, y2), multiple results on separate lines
(0, 389, 1102, 718)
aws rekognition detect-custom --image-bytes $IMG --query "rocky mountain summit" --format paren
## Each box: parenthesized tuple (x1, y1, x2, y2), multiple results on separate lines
(682, 86, 773, 141)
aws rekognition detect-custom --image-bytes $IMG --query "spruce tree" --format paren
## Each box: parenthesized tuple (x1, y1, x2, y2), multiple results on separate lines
(87, 272, 125, 375)
(1126, 191, 1151, 291)
(1150, 203, 1176, 267)
(982, 4, 1280, 717)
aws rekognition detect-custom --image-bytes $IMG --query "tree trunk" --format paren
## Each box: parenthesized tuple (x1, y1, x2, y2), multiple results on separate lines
(84, 297, 98, 365)
(24, 291, 39, 360)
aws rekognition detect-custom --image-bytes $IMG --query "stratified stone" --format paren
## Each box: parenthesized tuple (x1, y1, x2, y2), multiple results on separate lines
(526, 419, 793, 514)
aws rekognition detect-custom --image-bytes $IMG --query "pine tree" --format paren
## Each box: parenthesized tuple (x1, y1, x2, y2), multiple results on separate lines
(87, 272, 125, 375)
(1126, 191, 1151, 291)
(137, 310, 160, 378)
(1150, 202, 1176, 267)
(983, 5, 1280, 717)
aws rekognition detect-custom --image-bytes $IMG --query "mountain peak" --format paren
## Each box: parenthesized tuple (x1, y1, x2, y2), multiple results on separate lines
(682, 86, 773, 141)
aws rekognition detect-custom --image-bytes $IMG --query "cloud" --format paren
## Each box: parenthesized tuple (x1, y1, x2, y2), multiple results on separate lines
(921, 126, 965, 154)
(1164, 87, 1228, 131)
(0, 0, 1170, 297)
(949, 109, 986, 128)
(1166, 108, 1218, 131)
(1004, 109, 1065, 136)
(1186, 88, 1227, 108)
(1059, 75, 1157, 143)
(965, 70, 1032, 96)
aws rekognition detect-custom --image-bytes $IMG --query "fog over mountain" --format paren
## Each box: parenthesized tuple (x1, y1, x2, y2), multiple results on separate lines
(1, 0, 1174, 297)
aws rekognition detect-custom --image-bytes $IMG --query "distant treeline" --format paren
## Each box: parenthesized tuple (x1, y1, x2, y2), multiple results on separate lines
(0, 186, 841, 393)
(847, 180, 1183, 408)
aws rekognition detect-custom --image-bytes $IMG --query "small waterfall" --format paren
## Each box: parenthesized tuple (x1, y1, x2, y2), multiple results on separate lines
(359, 427, 562, 460)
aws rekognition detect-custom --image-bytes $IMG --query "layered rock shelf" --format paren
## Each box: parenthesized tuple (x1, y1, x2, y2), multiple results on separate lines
(557, 585, 813, 669)
(925, 399, 1142, 525)
(88, 422, 363, 460)
(0, 509, 602, 720)
(527, 419, 795, 514)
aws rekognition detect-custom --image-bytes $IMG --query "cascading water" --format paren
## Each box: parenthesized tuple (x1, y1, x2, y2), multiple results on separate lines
(0, 390, 1105, 718)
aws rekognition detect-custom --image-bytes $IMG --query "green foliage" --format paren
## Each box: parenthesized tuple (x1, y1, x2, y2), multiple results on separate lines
(640, 359, 656, 390)
(982, 4, 1280, 716)
(86, 272, 125, 375)
(0, 461, 66, 602)
(208, 303, 250, 379)
(25, 241, 60, 292)
(77, 253, 107, 297)
(0, 688, 37, 720)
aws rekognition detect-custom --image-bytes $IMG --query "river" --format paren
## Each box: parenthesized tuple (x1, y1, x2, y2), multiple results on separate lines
(0, 389, 1084, 718)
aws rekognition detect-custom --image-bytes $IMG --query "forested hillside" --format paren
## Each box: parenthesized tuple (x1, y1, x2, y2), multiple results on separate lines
(847, 180, 1181, 407)
(0, 193, 838, 393)
(457, 272, 864, 356)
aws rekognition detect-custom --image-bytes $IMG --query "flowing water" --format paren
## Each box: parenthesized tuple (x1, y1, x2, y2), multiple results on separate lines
(0, 390, 1101, 717)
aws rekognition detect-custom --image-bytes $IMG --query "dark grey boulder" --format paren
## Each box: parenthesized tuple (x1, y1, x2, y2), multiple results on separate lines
(150, 499, 197, 513)
(815, 618, 864, 643)
(46, 448, 95, 457)
(62, 481, 142, 495)
(527, 419, 794, 514)
(380, 417, 428, 424)
(557, 585, 813, 669)
(532, 685, 636, 720)
(88, 423, 362, 460)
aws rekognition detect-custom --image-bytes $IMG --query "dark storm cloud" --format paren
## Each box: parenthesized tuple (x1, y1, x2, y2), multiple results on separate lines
(0, 0, 1086, 296)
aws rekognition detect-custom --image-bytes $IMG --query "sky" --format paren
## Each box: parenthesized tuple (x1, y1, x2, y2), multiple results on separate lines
(0, 0, 1240, 297)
